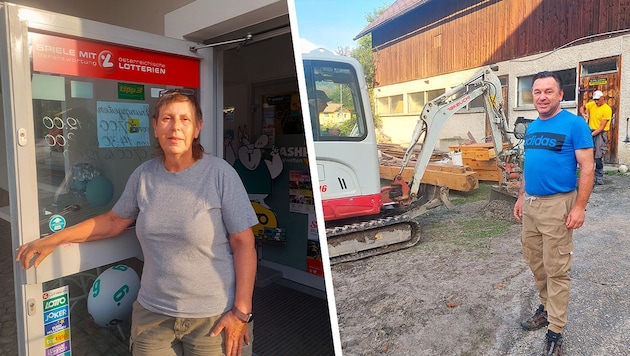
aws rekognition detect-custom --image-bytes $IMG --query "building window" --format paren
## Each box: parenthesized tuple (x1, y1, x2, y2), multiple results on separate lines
(556, 69, 576, 102)
(407, 89, 445, 113)
(377, 97, 389, 114)
(377, 94, 404, 114)
(468, 75, 508, 110)
(427, 89, 444, 102)
(391, 94, 404, 113)
(468, 94, 485, 110)
(518, 75, 534, 106)
(518, 69, 576, 106)
(581, 59, 617, 75)
(408, 92, 425, 113)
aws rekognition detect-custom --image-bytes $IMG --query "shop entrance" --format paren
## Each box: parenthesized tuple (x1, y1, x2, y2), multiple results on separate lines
(0, 4, 205, 354)
(1, 3, 335, 355)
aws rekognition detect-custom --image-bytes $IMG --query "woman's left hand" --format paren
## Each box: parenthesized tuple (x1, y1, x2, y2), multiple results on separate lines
(210, 311, 250, 356)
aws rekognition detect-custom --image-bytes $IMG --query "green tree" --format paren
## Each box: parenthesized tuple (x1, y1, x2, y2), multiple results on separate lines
(350, 6, 388, 90)
(337, 4, 390, 134)
(351, 35, 376, 91)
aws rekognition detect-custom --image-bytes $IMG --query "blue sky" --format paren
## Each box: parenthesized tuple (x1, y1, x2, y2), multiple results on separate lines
(293, 0, 393, 53)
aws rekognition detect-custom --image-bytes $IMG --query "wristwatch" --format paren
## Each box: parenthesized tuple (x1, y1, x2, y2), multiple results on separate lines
(231, 307, 253, 323)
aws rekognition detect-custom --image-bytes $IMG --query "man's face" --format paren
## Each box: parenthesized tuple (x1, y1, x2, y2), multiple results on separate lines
(595, 96, 606, 106)
(532, 77, 563, 120)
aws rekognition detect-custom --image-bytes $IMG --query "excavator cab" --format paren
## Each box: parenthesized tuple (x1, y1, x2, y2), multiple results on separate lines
(302, 49, 383, 222)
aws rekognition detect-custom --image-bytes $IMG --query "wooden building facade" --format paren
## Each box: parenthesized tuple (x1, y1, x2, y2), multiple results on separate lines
(367, 0, 630, 86)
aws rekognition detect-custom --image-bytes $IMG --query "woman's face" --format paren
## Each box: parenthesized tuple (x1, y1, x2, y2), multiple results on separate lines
(153, 100, 202, 158)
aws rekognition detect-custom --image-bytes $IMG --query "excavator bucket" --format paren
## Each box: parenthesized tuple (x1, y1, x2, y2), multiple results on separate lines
(489, 185, 518, 203)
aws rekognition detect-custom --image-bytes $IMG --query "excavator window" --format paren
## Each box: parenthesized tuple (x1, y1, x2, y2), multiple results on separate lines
(303, 60, 367, 142)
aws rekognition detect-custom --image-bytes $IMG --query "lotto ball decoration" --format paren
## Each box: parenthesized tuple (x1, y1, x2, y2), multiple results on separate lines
(619, 165, 628, 173)
(87, 265, 140, 327)
(85, 175, 114, 207)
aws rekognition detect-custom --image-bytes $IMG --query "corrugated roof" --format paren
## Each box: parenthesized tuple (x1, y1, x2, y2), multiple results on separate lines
(354, 0, 433, 40)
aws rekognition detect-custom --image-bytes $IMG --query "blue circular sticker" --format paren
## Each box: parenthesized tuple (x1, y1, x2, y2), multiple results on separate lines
(49, 214, 66, 232)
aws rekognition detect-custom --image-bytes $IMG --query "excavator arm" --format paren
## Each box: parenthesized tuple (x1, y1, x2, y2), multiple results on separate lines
(386, 67, 521, 206)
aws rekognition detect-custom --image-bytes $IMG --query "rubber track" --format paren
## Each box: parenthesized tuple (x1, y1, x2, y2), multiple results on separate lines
(326, 215, 421, 265)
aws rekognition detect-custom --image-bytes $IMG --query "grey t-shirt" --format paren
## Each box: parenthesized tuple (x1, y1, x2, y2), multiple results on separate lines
(113, 154, 258, 318)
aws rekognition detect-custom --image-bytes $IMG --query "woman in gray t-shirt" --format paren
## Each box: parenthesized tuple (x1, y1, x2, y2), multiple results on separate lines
(17, 90, 258, 356)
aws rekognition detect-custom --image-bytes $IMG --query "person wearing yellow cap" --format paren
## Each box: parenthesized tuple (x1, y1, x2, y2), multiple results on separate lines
(579, 90, 612, 185)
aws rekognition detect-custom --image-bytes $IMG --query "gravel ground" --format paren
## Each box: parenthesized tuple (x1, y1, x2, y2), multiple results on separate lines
(330, 169, 630, 355)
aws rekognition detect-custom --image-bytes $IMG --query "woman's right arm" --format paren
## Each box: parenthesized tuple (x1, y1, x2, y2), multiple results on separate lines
(16, 210, 134, 269)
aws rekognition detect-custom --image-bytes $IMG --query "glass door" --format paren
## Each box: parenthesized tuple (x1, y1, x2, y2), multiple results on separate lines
(0, 4, 207, 354)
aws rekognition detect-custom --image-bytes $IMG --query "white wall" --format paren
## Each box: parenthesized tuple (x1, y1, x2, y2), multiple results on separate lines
(165, 0, 287, 41)
(6, 0, 194, 35)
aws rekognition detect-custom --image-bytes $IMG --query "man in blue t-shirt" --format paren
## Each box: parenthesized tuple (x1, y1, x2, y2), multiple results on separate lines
(513, 71, 594, 356)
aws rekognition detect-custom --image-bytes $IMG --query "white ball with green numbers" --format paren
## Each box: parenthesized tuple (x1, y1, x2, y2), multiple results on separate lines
(87, 265, 140, 327)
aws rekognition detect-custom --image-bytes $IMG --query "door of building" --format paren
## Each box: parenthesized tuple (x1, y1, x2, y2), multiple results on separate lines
(0, 4, 209, 354)
(578, 56, 620, 163)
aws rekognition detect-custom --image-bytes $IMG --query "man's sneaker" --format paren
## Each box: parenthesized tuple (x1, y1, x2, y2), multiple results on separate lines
(543, 330, 563, 356)
(521, 304, 549, 331)
(595, 177, 604, 185)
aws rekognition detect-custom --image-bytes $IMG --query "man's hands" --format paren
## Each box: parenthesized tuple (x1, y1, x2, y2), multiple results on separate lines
(565, 206, 586, 229)
(211, 311, 251, 356)
(514, 195, 586, 229)
(513, 196, 523, 222)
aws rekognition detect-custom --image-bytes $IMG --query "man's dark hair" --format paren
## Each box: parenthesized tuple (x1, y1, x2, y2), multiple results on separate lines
(532, 71, 562, 90)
